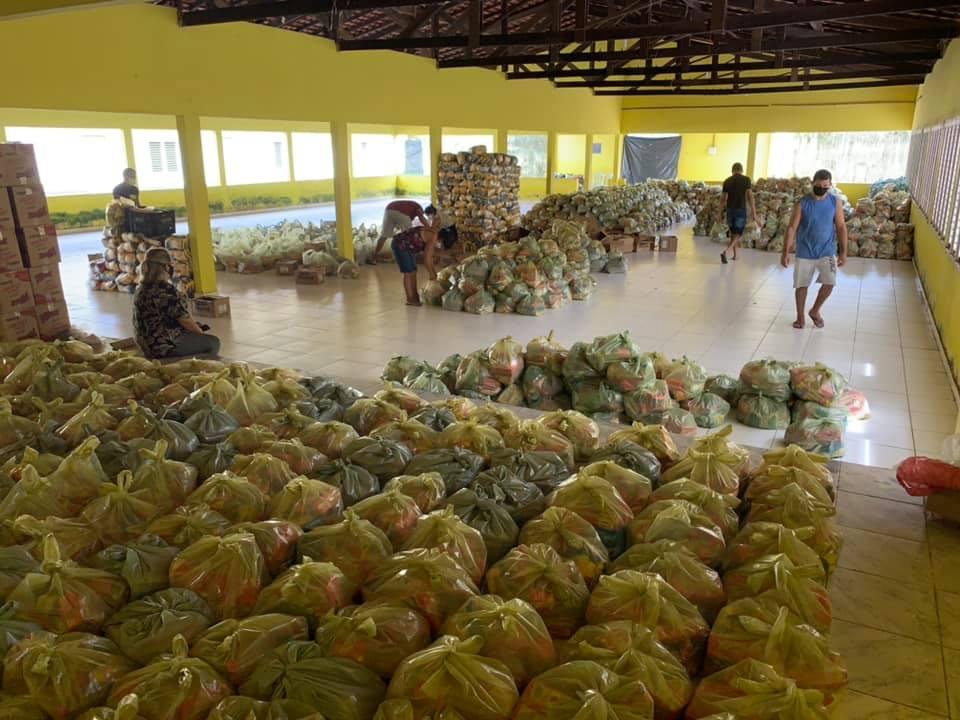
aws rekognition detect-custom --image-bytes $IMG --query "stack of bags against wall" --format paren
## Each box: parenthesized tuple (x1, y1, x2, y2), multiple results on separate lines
(846, 188, 913, 260)
(870, 176, 908, 196)
(735, 360, 864, 458)
(91, 225, 194, 297)
(649, 179, 717, 218)
(437, 146, 521, 252)
(420, 219, 614, 317)
(522, 183, 693, 237)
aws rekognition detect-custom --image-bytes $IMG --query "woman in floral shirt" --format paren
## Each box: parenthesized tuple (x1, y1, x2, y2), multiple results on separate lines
(133, 248, 220, 358)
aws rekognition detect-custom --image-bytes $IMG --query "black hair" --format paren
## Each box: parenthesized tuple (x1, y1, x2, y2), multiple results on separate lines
(123, 167, 136, 177)
(732, 162, 744, 173)
(813, 169, 832, 182)
(424, 204, 437, 215)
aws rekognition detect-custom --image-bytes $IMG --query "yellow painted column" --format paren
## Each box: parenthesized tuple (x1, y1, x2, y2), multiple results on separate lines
(584, 134, 595, 190)
(330, 120, 354, 260)
(122, 128, 136, 173)
(0, 127, 7, 143)
(496, 129, 509, 155)
(746, 132, 759, 178)
(286, 131, 297, 184)
(214, 130, 229, 208)
(613, 135, 624, 185)
(429, 126, 442, 204)
(546, 131, 559, 194)
(176, 113, 217, 295)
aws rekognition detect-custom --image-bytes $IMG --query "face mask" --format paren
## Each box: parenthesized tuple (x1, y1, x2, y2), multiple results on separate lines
(813, 186, 828, 196)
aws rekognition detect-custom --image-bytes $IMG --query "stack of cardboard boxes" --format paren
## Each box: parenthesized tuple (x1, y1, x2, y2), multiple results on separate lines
(0, 143, 70, 342)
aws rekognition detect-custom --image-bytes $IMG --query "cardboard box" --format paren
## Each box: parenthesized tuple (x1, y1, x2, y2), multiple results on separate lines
(8, 186, 50, 227)
(0, 192, 14, 229)
(658, 235, 679, 252)
(276, 260, 299, 276)
(0, 225, 23, 271)
(237, 259, 264, 274)
(0, 270, 35, 315)
(0, 144, 40, 186)
(29, 264, 64, 305)
(111, 337, 140, 351)
(634, 234, 657, 251)
(0, 309, 39, 342)
(192, 294, 231, 318)
(295, 268, 324, 285)
(17, 224, 61, 267)
(34, 301, 71, 340)
(603, 235, 635, 254)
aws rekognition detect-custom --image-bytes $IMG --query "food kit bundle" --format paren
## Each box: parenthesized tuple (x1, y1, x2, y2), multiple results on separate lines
(212, 220, 373, 274)
(522, 183, 693, 236)
(387, 332, 869, 442)
(420, 220, 621, 317)
(846, 188, 913, 260)
(0, 335, 845, 719)
(437, 147, 521, 251)
(90, 204, 194, 296)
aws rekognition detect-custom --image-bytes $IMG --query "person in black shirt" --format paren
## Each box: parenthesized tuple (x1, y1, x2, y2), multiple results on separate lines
(113, 168, 142, 207)
(720, 162, 758, 263)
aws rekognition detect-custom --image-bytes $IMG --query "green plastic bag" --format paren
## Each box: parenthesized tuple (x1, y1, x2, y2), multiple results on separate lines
(89, 535, 180, 599)
(185, 471, 267, 523)
(518, 507, 607, 587)
(0, 603, 42, 657)
(187, 442, 237, 482)
(268, 477, 344, 529)
(486, 449, 570, 495)
(486, 543, 589, 639)
(240, 641, 386, 720)
(569, 379, 623, 416)
(383, 473, 446, 513)
(525, 331, 568, 376)
(191, 613, 310, 685)
(252, 559, 353, 625)
(665, 357, 707, 402)
(512, 660, 655, 720)
(784, 416, 846, 458)
(586, 332, 640, 371)
(443, 595, 556, 688)
(383, 356, 428, 384)
(313, 459, 380, 507)
(547, 473, 633, 555)
(446, 489, 520, 563)
(402, 506, 488, 585)
(789, 363, 848, 406)
(3, 631, 134, 720)
(579, 460, 652, 514)
(231, 452, 298, 496)
(314, 602, 431, 678)
(687, 393, 731, 429)
(736, 393, 791, 429)
(104, 587, 214, 664)
(207, 697, 324, 720)
(108, 635, 232, 720)
(297, 510, 393, 587)
(471, 466, 545, 524)
(624, 380, 674, 421)
(535, 411, 599, 461)
(343, 437, 414, 483)
(404, 448, 485, 495)
(704, 374, 740, 404)
(0, 546, 41, 601)
(385, 635, 519, 720)
(739, 360, 792, 402)
(145, 504, 231, 547)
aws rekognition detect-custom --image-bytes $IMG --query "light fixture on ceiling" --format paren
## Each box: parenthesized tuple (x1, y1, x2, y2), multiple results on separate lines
(707, 133, 718, 156)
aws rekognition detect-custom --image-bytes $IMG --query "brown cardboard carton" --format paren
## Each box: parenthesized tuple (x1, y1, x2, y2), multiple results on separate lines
(295, 268, 324, 285)
(276, 260, 299, 276)
(192, 295, 231, 318)
(17, 224, 61, 267)
(0, 309, 39, 342)
(0, 144, 40, 186)
(34, 301, 71, 340)
(0, 225, 24, 271)
(658, 235, 678, 252)
(237, 259, 264, 274)
(29, 264, 64, 304)
(0, 270, 35, 315)
(8, 186, 50, 227)
(0, 192, 14, 229)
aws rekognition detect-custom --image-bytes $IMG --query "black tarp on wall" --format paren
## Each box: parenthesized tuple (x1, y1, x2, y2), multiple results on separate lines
(621, 135, 682, 183)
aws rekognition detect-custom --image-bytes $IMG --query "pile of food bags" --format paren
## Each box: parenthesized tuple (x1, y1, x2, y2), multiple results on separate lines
(90, 227, 194, 297)
(522, 183, 693, 236)
(846, 187, 913, 259)
(0, 336, 846, 720)
(420, 220, 617, 317)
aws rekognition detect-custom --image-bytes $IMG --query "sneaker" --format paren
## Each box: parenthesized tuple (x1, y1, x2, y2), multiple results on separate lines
(720, 252, 728, 264)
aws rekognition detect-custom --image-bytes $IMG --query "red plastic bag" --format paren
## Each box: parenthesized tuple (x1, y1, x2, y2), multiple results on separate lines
(896, 456, 960, 496)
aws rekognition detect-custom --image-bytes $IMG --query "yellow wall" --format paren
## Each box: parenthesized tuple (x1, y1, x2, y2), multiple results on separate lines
(0, 4, 620, 133)
(676, 133, 749, 182)
(622, 86, 917, 134)
(591, 134, 616, 185)
(556, 135, 586, 175)
(520, 177, 548, 200)
(396, 175, 431, 196)
(910, 39, 960, 389)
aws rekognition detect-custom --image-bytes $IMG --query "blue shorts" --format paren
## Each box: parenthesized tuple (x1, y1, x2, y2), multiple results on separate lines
(391, 239, 417, 273)
(727, 207, 748, 235)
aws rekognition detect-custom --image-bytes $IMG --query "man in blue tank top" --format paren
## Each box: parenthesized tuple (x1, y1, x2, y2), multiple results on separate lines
(781, 169, 848, 329)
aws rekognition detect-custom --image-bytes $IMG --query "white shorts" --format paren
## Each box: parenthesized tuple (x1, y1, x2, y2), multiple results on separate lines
(379, 209, 413, 241)
(794, 256, 837, 288)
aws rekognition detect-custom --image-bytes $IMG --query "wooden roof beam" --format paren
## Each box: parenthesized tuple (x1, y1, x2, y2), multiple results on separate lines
(600, 78, 925, 94)
(559, 67, 927, 87)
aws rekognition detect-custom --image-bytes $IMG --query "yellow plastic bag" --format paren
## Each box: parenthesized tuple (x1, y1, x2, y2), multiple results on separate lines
(8, 536, 128, 633)
(721, 522, 824, 576)
(207, 697, 324, 720)
(383, 473, 447, 513)
(2, 632, 134, 720)
(344, 398, 407, 436)
(108, 635, 232, 720)
(469, 403, 521, 437)
(607, 422, 681, 467)
(228, 520, 302, 577)
(386, 635, 519, 720)
(0, 693, 51, 720)
(579, 460, 652, 513)
(585, 570, 708, 674)
(314, 602, 431, 678)
(129, 440, 198, 513)
(517, 507, 608, 587)
(512, 660, 655, 720)
(13, 514, 101, 563)
(685, 659, 828, 719)
(169, 532, 268, 619)
(561, 621, 692, 719)
(297, 510, 393, 587)
(504, 420, 575, 469)
(661, 447, 741, 496)
(371, 420, 438, 455)
(228, 425, 278, 454)
(0, 465, 68, 522)
(363, 549, 479, 633)
(443, 595, 556, 688)
(627, 500, 726, 566)
(268, 477, 344, 529)
(252, 559, 353, 624)
(145, 504, 231, 547)
(485, 543, 589, 639)
(746, 465, 835, 505)
(0, 546, 39, 602)
(75, 694, 148, 720)
(191, 613, 310, 685)
(351, 487, 423, 547)
(757, 445, 833, 490)
(46, 436, 108, 515)
(437, 421, 506, 461)
(81, 471, 162, 545)
(56, 392, 117, 448)
(185, 471, 267, 523)
(104, 587, 214, 664)
(225, 367, 279, 426)
(535, 411, 599, 461)
(403, 506, 488, 584)
(240, 641, 386, 720)
(649, 479, 741, 540)
(298, 421, 359, 459)
(231, 453, 297, 496)
(547, 473, 633, 556)
(706, 597, 847, 699)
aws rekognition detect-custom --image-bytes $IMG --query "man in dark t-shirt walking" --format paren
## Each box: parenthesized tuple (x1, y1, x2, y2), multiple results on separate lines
(113, 168, 142, 207)
(720, 162, 758, 263)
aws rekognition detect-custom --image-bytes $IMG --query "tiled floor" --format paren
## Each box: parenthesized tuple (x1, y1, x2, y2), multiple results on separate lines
(827, 462, 960, 719)
(63, 222, 958, 468)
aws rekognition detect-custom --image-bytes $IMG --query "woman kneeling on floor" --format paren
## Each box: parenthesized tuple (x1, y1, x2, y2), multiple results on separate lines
(133, 247, 221, 359)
